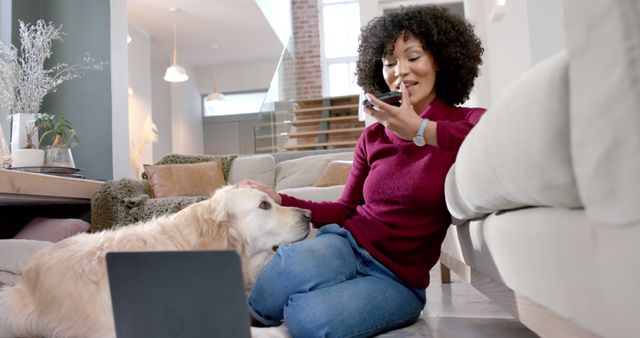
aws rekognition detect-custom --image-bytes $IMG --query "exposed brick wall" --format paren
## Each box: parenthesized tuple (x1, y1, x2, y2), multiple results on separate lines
(292, 0, 323, 99)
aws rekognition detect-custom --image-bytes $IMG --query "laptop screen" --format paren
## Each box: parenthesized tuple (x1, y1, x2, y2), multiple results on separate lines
(106, 250, 251, 338)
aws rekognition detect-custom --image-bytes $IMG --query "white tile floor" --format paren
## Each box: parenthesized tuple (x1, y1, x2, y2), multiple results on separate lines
(377, 263, 539, 338)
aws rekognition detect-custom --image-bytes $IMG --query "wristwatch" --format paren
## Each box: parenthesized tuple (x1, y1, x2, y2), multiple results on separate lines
(413, 118, 429, 147)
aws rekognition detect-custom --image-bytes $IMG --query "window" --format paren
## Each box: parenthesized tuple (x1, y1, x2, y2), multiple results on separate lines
(321, 0, 361, 97)
(203, 90, 267, 116)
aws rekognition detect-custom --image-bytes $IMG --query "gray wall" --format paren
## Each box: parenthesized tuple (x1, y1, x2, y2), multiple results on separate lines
(8, 0, 113, 180)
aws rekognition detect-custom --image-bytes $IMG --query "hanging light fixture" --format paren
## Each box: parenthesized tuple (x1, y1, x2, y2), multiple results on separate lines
(207, 64, 225, 102)
(164, 7, 189, 83)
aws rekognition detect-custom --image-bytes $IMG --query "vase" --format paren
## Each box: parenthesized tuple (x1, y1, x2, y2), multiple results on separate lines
(10, 113, 38, 152)
(10, 148, 45, 167)
(44, 146, 75, 168)
(0, 122, 11, 168)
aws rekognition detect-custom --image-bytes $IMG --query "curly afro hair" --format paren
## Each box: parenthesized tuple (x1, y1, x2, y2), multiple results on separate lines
(356, 5, 483, 106)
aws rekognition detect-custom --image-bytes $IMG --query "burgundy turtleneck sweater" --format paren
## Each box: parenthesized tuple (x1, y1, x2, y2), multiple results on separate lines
(280, 98, 485, 288)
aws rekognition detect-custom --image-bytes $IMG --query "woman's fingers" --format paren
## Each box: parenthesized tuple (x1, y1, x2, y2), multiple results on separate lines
(399, 82, 412, 108)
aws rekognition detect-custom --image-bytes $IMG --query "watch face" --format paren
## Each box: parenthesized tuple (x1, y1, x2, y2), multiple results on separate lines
(413, 136, 426, 147)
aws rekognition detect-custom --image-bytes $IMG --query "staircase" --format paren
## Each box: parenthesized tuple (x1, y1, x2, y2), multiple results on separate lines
(254, 94, 364, 153)
(282, 94, 364, 151)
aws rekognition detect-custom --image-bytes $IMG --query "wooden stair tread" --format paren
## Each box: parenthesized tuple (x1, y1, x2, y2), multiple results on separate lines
(294, 94, 358, 104)
(284, 127, 364, 138)
(294, 103, 359, 114)
(255, 145, 278, 152)
(284, 140, 358, 150)
(288, 115, 360, 125)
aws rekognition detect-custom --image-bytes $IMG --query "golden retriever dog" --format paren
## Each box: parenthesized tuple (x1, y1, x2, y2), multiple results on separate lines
(0, 186, 310, 338)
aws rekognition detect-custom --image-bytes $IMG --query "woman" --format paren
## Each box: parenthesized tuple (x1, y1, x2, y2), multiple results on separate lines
(241, 5, 484, 337)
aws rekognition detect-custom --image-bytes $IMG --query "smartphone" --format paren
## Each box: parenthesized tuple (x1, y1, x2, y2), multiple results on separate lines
(362, 91, 402, 108)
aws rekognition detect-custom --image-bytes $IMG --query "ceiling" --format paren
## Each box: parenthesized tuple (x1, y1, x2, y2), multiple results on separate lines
(127, 0, 284, 67)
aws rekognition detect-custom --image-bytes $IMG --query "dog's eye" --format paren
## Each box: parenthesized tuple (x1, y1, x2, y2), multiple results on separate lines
(259, 201, 271, 210)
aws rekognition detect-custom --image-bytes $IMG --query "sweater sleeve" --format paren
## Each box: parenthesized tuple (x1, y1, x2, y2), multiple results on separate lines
(279, 133, 370, 227)
(435, 108, 485, 152)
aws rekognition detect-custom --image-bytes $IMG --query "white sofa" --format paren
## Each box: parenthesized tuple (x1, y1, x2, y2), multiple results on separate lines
(230, 150, 353, 202)
(441, 1, 639, 338)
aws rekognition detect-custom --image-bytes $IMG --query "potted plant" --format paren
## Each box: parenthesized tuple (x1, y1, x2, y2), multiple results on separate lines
(36, 112, 78, 168)
(9, 116, 46, 167)
(0, 19, 103, 167)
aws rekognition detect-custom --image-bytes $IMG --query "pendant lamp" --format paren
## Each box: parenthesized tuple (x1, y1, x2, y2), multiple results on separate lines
(164, 7, 189, 82)
(207, 66, 225, 102)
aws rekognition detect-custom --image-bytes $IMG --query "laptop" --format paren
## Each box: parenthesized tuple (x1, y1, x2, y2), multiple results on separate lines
(106, 250, 251, 338)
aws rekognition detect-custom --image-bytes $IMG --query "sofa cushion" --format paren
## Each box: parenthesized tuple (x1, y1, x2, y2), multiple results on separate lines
(227, 154, 276, 187)
(144, 160, 225, 198)
(275, 152, 354, 191)
(14, 218, 89, 242)
(279, 185, 344, 202)
(0, 239, 52, 286)
(565, 0, 640, 226)
(314, 160, 352, 187)
(445, 51, 581, 220)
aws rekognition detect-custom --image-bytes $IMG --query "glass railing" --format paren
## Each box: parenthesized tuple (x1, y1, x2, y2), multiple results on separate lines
(254, 37, 297, 153)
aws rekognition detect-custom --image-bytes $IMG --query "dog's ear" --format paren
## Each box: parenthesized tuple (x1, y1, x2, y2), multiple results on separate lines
(226, 223, 246, 253)
(208, 186, 233, 221)
(196, 219, 230, 250)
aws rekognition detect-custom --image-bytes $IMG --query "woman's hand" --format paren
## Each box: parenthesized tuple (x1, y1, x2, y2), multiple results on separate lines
(234, 179, 282, 205)
(364, 82, 423, 141)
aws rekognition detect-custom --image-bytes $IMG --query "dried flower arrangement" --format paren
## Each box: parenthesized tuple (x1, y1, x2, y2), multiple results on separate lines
(0, 20, 105, 117)
(130, 116, 159, 177)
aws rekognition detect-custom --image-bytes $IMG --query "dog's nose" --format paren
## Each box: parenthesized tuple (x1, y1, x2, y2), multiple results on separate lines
(301, 209, 311, 221)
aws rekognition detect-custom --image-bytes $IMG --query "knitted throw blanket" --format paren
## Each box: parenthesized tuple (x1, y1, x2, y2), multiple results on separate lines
(90, 154, 237, 233)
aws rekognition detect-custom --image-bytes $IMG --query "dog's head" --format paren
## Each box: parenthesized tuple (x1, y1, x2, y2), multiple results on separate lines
(201, 186, 311, 254)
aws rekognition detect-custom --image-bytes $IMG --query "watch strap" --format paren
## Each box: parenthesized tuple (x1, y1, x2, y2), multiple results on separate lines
(417, 118, 429, 139)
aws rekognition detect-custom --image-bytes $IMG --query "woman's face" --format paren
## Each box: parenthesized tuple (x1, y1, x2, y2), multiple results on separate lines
(381, 34, 437, 114)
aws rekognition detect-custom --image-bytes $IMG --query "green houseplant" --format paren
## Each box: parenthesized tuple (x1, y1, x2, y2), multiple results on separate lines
(36, 112, 78, 168)
(37, 112, 78, 148)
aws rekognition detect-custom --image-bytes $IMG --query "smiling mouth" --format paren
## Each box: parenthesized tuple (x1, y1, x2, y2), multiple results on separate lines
(396, 81, 417, 92)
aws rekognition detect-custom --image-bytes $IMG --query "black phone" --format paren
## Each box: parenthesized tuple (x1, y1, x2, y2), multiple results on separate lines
(362, 91, 402, 108)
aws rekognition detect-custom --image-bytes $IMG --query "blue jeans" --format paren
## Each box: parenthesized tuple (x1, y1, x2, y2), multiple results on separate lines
(248, 224, 426, 338)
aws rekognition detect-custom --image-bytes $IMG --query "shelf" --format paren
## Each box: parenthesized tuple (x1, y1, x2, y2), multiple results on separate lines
(284, 127, 364, 138)
(284, 140, 358, 150)
(294, 94, 358, 104)
(288, 115, 360, 126)
(293, 103, 359, 114)
(255, 145, 279, 153)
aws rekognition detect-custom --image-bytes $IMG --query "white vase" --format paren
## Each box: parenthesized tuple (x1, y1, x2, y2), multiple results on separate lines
(11, 148, 45, 167)
(10, 113, 38, 152)
(0, 122, 11, 168)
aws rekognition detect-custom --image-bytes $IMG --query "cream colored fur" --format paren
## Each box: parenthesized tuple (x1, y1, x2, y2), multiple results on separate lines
(0, 186, 310, 338)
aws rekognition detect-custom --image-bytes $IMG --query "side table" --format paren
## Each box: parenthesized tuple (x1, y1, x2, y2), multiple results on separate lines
(0, 169, 104, 238)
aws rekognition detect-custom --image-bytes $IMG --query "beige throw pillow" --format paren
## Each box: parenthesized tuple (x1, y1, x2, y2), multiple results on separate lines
(143, 160, 226, 198)
(314, 160, 352, 187)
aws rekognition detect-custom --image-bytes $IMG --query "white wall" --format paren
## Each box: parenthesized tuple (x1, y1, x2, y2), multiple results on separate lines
(170, 64, 204, 155)
(150, 40, 172, 162)
(127, 24, 153, 176)
(194, 59, 278, 95)
(127, 32, 204, 162)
